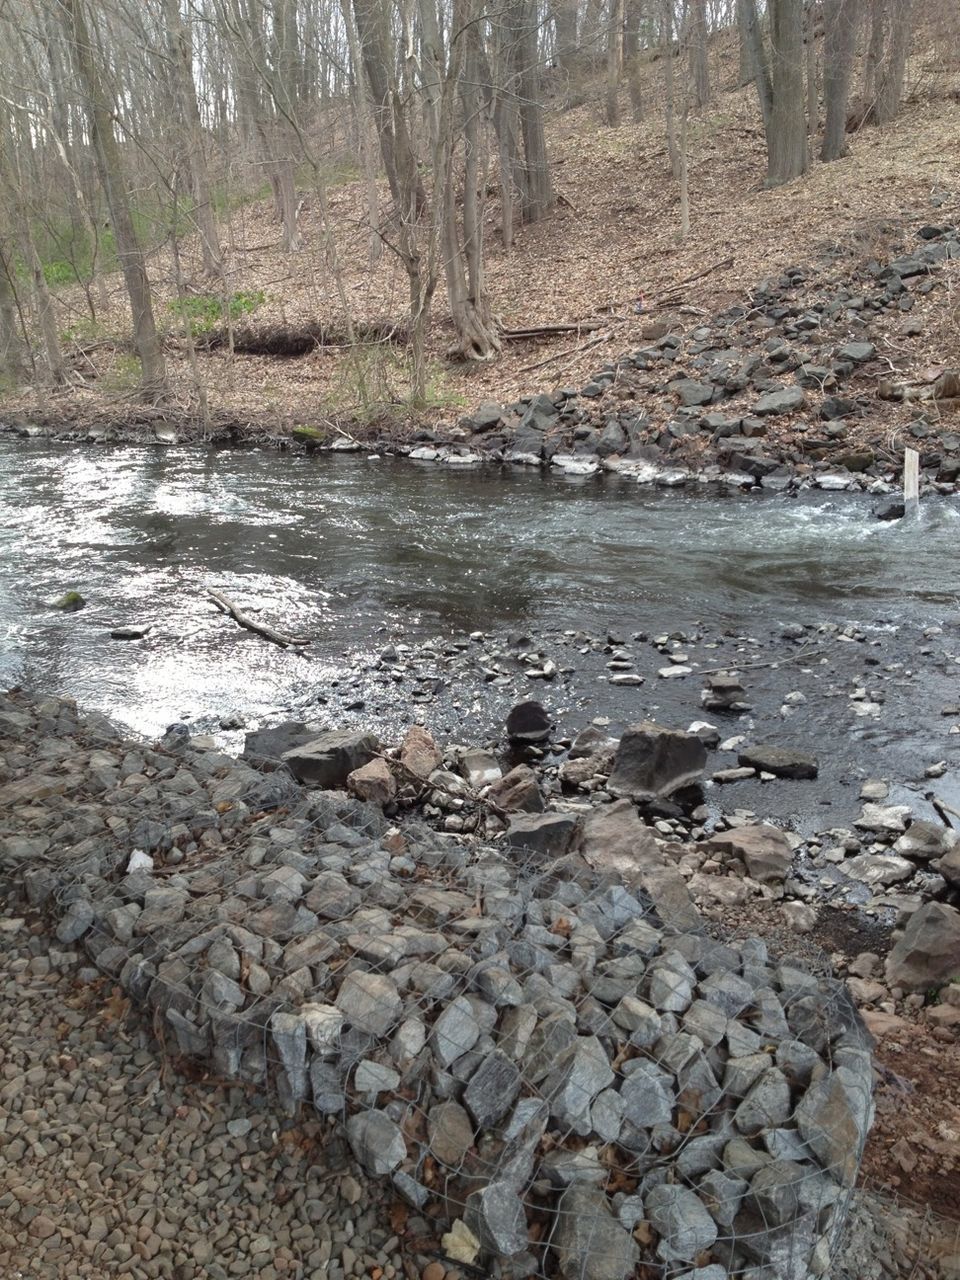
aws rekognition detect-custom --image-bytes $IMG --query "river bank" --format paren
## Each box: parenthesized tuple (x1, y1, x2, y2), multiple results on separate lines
(3, 219, 958, 500)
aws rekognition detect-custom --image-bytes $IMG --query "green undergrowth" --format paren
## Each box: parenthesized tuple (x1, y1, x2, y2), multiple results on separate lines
(166, 289, 266, 336)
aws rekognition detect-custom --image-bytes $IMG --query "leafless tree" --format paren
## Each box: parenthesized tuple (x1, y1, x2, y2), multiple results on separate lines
(822, 0, 860, 160)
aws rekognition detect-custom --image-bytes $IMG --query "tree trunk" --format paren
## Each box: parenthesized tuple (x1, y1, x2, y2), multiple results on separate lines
(689, 0, 710, 108)
(661, 0, 680, 180)
(821, 0, 860, 160)
(766, 0, 808, 185)
(0, 245, 26, 383)
(605, 0, 624, 125)
(862, 0, 886, 109)
(509, 0, 554, 221)
(741, 0, 773, 130)
(623, 0, 645, 120)
(804, 0, 818, 137)
(736, 0, 754, 85)
(869, 0, 912, 124)
(161, 0, 224, 278)
(550, 0, 580, 81)
(61, 0, 168, 402)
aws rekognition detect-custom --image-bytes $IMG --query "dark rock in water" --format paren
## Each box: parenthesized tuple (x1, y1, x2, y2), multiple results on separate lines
(607, 721, 707, 802)
(110, 624, 150, 640)
(505, 812, 579, 857)
(282, 730, 379, 787)
(506, 700, 552, 742)
(874, 495, 905, 521)
(737, 745, 818, 780)
(242, 720, 324, 769)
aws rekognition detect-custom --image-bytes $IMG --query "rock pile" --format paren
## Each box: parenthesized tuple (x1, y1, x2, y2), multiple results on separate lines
(0, 690, 878, 1279)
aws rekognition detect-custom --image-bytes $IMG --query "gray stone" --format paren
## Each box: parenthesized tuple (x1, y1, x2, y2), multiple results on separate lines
(703, 824, 793, 883)
(271, 1011, 308, 1102)
(837, 342, 875, 363)
(460, 748, 503, 789)
(749, 1159, 804, 1226)
(282, 730, 379, 787)
(608, 721, 706, 802)
(753, 387, 806, 415)
(56, 899, 94, 943)
(884, 902, 960, 992)
(464, 1051, 521, 1129)
(735, 1068, 793, 1134)
(465, 1181, 528, 1256)
(648, 952, 697, 1013)
(432, 995, 481, 1066)
(354, 1059, 401, 1093)
(335, 971, 402, 1036)
(505, 700, 552, 742)
(505, 812, 579, 858)
(795, 1072, 865, 1185)
(620, 1060, 674, 1127)
(646, 1183, 718, 1262)
(894, 820, 957, 861)
(737, 745, 817, 780)
(345, 1110, 406, 1176)
(310, 1060, 344, 1113)
(544, 1036, 614, 1134)
(698, 1169, 748, 1227)
(428, 1101, 475, 1165)
(488, 765, 544, 813)
(551, 1184, 639, 1280)
(671, 378, 716, 407)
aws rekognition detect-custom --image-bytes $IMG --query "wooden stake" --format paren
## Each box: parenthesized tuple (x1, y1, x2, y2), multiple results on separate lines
(903, 447, 920, 517)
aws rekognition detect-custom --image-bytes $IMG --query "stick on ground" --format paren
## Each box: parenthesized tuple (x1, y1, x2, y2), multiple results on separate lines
(206, 587, 310, 649)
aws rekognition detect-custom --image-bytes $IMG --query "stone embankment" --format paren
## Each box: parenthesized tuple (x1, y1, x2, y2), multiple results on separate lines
(0, 689, 903, 1280)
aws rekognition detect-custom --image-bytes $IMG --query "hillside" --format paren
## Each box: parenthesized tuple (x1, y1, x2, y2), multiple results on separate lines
(3, 17, 960, 439)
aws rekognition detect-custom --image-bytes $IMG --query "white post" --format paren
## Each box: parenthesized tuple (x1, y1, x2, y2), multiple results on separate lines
(903, 447, 920, 519)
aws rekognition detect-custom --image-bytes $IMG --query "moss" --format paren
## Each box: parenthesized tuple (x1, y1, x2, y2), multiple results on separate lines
(51, 591, 86, 612)
(292, 424, 328, 444)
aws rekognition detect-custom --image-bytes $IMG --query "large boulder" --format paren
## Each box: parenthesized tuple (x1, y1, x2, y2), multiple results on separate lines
(608, 721, 706, 802)
(506, 700, 552, 743)
(703, 824, 794, 884)
(347, 758, 396, 805)
(242, 720, 324, 769)
(884, 903, 960, 992)
(488, 765, 544, 813)
(505, 812, 579, 858)
(576, 799, 662, 875)
(282, 730, 379, 787)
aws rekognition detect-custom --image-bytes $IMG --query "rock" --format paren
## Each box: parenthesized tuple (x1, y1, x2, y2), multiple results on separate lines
(607, 721, 707, 802)
(110, 624, 150, 640)
(354, 1059, 401, 1093)
(282, 730, 379, 787)
(400, 725, 442, 780)
(242, 720, 321, 768)
(646, 1184, 718, 1262)
(432, 996, 481, 1067)
(428, 1101, 475, 1165)
(576, 799, 662, 878)
(855, 803, 911, 834)
(782, 902, 817, 933)
(837, 342, 876, 363)
(505, 812, 579, 858)
(842, 853, 914, 886)
(488, 764, 544, 812)
(51, 590, 85, 611)
(795, 1073, 864, 1185)
(464, 1182, 527, 1256)
(874, 495, 905, 521)
(703, 824, 793, 884)
(884, 902, 960, 992)
(753, 387, 806, 415)
(735, 1068, 792, 1134)
(460, 748, 502, 789)
(544, 1036, 614, 1133)
(335, 971, 402, 1035)
(463, 1051, 522, 1128)
(465, 401, 503, 432)
(737, 745, 818, 780)
(345, 1110, 406, 1176)
(56, 899, 94, 943)
(347, 757, 396, 805)
(505, 700, 552, 742)
(894, 820, 957, 861)
(551, 1184, 640, 1280)
(670, 378, 715, 407)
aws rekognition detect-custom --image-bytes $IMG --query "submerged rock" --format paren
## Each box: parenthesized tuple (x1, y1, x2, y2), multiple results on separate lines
(505, 700, 552, 742)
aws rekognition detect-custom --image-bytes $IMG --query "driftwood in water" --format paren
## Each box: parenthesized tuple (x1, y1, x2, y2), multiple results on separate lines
(197, 318, 407, 358)
(206, 588, 310, 649)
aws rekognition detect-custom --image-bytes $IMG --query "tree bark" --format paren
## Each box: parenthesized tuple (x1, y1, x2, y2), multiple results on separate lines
(61, 0, 168, 402)
(766, 0, 808, 185)
(0, 244, 26, 383)
(508, 0, 554, 221)
(741, 0, 773, 130)
(605, 0, 624, 125)
(822, 0, 860, 160)
(868, 0, 912, 124)
(689, 0, 710, 108)
(804, 0, 818, 137)
(862, 0, 887, 109)
(661, 0, 680, 180)
(623, 0, 645, 120)
(736, 0, 754, 86)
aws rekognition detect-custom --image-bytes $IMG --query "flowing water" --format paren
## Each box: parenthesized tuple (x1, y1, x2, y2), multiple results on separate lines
(1, 442, 959, 764)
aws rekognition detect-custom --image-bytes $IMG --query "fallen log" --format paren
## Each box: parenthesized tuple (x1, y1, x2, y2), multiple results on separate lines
(206, 588, 310, 649)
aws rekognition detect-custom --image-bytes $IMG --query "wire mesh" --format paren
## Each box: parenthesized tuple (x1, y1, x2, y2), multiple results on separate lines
(4, 696, 879, 1280)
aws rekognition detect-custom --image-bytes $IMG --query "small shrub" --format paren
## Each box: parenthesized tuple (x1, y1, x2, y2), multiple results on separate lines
(167, 290, 266, 336)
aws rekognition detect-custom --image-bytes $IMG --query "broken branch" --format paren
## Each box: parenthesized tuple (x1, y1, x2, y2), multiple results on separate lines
(206, 587, 310, 649)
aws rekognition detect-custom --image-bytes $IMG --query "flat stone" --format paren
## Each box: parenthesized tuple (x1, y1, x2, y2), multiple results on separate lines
(735, 1068, 792, 1134)
(282, 730, 379, 787)
(347, 757, 396, 805)
(354, 1059, 401, 1093)
(400, 725, 442, 780)
(505, 812, 578, 858)
(431, 996, 481, 1066)
(428, 1101, 475, 1165)
(753, 387, 806, 415)
(703, 824, 793, 883)
(737, 745, 818, 780)
(464, 1181, 527, 1256)
(646, 1184, 718, 1262)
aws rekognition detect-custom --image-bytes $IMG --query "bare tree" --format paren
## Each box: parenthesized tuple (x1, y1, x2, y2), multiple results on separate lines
(605, 0, 624, 125)
(689, 0, 710, 109)
(0, 244, 27, 383)
(822, 0, 860, 160)
(623, 0, 646, 120)
(61, 0, 169, 401)
(865, 0, 913, 124)
(743, 0, 808, 185)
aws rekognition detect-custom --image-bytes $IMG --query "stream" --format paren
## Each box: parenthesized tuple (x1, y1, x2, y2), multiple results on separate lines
(2, 441, 959, 828)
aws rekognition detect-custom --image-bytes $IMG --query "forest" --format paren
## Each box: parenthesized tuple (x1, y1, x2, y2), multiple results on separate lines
(0, 0, 953, 432)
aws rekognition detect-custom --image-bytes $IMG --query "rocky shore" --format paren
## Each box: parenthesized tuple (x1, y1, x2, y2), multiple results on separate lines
(3, 221, 958, 505)
(3, 688, 960, 1278)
